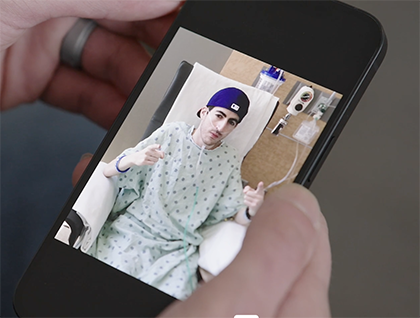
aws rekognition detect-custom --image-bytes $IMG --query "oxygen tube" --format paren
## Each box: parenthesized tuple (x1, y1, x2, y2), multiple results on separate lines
(183, 183, 200, 292)
(264, 141, 301, 191)
(266, 92, 337, 190)
(183, 118, 209, 293)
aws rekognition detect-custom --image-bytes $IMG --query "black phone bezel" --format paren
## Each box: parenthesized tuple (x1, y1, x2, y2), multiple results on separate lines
(14, 1, 387, 316)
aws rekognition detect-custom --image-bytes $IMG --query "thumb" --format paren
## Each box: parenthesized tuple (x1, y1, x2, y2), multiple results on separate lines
(256, 181, 265, 192)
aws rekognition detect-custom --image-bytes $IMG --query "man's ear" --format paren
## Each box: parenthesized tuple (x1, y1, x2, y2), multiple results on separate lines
(200, 107, 209, 117)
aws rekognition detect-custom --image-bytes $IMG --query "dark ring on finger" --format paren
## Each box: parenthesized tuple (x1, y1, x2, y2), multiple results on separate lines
(60, 18, 97, 69)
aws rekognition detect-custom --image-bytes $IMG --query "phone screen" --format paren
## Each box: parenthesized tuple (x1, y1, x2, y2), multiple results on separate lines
(54, 27, 342, 300)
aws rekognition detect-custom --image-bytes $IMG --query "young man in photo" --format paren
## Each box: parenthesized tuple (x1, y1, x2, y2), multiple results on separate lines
(90, 87, 264, 299)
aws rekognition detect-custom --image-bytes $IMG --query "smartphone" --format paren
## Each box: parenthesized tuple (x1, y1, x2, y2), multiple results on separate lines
(14, 1, 387, 316)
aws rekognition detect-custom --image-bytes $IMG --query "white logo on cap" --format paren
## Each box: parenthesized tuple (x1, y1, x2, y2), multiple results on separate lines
(231, 103, 240, 111)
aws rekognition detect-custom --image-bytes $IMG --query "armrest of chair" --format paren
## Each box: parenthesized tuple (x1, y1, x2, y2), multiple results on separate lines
(54, 162, 119, 251)
(66, 209, 85, 247)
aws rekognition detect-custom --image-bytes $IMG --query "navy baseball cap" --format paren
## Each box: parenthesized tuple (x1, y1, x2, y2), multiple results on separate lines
(197, 87, 250, 123)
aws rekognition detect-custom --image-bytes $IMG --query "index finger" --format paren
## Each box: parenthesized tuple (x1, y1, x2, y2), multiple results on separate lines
(160, 184, 324, 317)
(147, 144, 161, 150)
(147, 144, 164, 158)
(80, 10, 178, 97)
(95, 9, 180, 49)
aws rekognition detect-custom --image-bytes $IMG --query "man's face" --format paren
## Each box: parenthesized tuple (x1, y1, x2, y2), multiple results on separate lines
(198, 107, 240, 148)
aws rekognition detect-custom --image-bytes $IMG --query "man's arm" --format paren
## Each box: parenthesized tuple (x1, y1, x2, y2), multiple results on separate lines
(103, 144, 164, 177)
(235, 182, 265, 225)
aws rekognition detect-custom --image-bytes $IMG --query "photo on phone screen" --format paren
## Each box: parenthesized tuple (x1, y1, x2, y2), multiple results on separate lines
(54, 27, 342, 300)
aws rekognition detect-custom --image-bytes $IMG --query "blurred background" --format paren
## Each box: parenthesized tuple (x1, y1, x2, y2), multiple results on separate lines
(1, 1, 418, 317)
(311, 1, 418, 316)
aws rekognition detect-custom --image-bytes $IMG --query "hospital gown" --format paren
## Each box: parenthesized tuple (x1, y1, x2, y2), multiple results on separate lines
(89, 122, 245, 299)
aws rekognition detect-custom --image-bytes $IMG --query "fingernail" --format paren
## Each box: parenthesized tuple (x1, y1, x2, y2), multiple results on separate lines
(278, 184, 321, 230)
(80, 153, 93, 161)
(295, 200, 321, 231)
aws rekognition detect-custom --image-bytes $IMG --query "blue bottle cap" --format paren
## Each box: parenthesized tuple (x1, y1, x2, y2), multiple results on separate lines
(262, 66, 284, 81)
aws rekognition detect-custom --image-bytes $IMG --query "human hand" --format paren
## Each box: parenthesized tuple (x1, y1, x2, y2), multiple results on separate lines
(244, 181, 265, 216)
(129, 144, 165, 166)
(1, 0, 181, 128)
(159, 183, 331, 317)
(72, 161, 331, 316)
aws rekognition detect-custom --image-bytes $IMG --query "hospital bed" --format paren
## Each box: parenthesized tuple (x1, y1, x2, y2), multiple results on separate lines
(55, 61, 279, 281)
